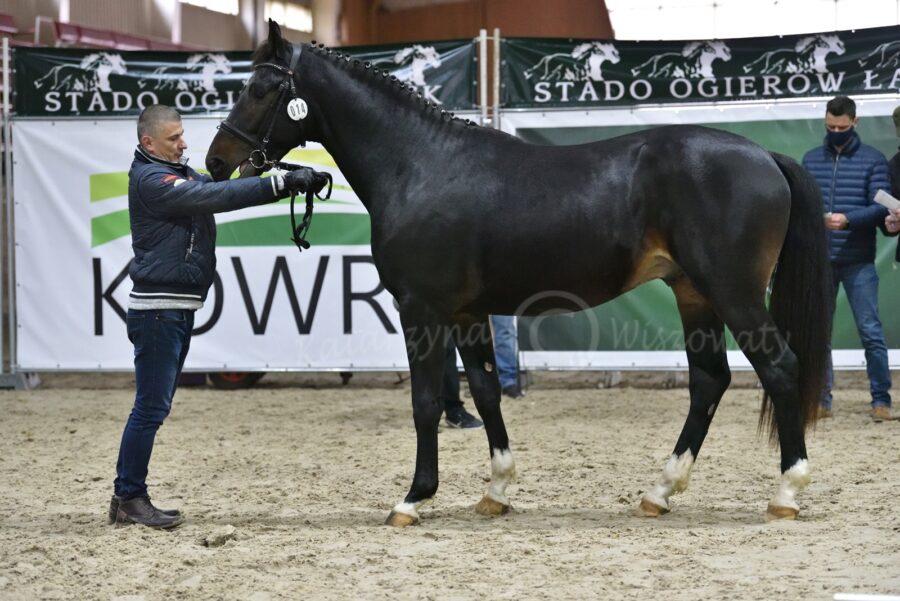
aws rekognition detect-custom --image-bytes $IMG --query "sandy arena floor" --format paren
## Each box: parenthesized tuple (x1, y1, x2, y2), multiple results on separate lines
(1, 376, 898, 600)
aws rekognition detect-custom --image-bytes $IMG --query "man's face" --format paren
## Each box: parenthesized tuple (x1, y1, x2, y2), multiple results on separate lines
(825, 112, 858, 132)
(141, 119, 187, 163)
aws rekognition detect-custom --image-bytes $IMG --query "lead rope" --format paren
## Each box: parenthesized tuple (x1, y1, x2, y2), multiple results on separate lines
(275, 160, 333, 252)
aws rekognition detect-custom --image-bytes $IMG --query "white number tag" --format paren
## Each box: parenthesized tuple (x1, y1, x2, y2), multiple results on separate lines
(287, 98, 308, 121)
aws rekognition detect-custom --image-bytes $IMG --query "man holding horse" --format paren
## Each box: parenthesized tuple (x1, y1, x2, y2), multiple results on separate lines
(802, 95, 893, 422)
(109, 105, 330, 529)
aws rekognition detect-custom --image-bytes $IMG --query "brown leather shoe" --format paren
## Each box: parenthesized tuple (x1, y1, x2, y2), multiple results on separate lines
(108, 495, 181, 525)
(817, 406, 833, 419)
(115, 496, 184, 529)
(871, 405, 894, 422)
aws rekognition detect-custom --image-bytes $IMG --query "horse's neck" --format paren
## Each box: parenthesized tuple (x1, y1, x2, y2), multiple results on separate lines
(306, 52, 450, 212)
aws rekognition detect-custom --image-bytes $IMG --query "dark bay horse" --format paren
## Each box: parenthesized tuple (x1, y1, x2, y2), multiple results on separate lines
(206, 21, 832, 525)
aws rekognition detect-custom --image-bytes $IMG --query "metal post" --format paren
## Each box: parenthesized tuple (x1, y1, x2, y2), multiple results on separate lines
(492, 27, 501, 129)
(479, 29, 488, 125)
(34, 16, 54, 46)
(1, 36, 6, 376)
(0, 37, 23, 388)
(1, 38, 28, 389)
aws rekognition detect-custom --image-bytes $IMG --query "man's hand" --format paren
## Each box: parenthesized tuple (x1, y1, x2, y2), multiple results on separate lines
(886, 208, 900, 234)
(283, 167, 330, 195)
(824, 212, 849, 230)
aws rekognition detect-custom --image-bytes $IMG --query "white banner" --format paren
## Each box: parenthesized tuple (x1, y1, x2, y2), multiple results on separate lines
(13, 117, 409, 370)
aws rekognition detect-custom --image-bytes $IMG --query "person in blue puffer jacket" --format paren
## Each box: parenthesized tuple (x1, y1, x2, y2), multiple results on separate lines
(111, 105, 330, 529)
(802, 95, 893, 422)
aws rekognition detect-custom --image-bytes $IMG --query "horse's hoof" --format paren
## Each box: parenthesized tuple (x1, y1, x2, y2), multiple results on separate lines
(637, 498, 669, 517)
(766, 504, 799, 521)
(475, 496, 510, 516)
(385, 510, 419, 527)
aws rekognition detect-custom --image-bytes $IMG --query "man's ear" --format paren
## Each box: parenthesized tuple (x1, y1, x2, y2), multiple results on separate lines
(268, 18, 287, 58)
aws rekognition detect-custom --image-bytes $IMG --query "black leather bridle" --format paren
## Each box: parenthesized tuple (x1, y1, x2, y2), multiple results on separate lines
(218, 43, 332, 253)
(218, 43, 304, 170)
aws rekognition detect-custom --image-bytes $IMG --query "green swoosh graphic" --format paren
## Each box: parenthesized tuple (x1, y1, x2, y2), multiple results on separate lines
(90, 165, 351, 203)
(92, 209, 131, 246)
(90, 172, 129, 202)
(90, 151, 359, 245)
(217, 214, 371, 246)
(91, 212, 371, 247)
(284, 148, 338, 168)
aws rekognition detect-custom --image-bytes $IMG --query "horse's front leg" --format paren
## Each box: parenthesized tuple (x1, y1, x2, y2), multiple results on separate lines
(456, 318, 516, 517)
(385, 302, 448, 527)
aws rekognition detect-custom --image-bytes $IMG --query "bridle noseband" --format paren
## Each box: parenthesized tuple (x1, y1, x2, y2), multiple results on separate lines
(218, 43, 304, 170)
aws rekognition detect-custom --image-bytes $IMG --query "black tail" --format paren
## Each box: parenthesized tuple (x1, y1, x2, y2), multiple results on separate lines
(762, 152, 833, 440)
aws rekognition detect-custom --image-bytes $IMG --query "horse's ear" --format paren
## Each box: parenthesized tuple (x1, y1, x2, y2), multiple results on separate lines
(268, 19, 287, 57)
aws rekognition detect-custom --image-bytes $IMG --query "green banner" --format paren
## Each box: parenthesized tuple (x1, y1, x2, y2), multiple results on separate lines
(516, 114, 900, 352)
(13, 39, 476, 117)
(503, 26, 900, 108)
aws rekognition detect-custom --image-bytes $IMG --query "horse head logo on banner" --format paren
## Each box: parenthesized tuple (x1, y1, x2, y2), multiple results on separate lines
(524, 41, 621, 82)
(34, 52, 127, 92)
(743, 34, 845, 74)
(138, 53, 232, 92)
(631, 41, 732, 79)
(380, 44, 444, 104)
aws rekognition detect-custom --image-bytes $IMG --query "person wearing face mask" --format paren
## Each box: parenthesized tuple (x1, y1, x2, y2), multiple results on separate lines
(802, 95, 893, 422)
(110, 105, 330, 529)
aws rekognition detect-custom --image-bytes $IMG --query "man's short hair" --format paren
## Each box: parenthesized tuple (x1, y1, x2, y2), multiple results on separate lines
(137, 105, 181, 142)
(826, 95, 856, 119)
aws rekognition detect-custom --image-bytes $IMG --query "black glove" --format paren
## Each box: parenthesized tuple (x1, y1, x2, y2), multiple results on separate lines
(283, 167, 329, 195)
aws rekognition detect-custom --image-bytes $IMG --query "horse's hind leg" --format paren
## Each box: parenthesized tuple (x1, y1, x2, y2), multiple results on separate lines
(717, 303, 810, 520)
(385, 301, 449, 527)
(455, 318, 516, 517)
(640, 279, 731, 517)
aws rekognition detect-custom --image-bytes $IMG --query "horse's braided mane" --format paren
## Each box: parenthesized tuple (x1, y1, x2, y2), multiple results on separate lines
(250, 39, 477, 128)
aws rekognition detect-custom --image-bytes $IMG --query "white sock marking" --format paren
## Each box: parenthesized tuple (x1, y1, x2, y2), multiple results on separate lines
(643, 451, 694, 510)
(769, 459, 810, 511)
(485, 448, 516, 505)
(390, 499, 428, 520)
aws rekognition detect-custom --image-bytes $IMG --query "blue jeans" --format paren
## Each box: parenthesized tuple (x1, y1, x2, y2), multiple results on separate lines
(114, 308, 194, 500)
(822, 262, 891, 410)
(490, 315, 518, 389)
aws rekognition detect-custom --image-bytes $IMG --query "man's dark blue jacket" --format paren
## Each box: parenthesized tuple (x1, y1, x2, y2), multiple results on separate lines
(801, 131, 889, 265)
(128, 146, 280, 304)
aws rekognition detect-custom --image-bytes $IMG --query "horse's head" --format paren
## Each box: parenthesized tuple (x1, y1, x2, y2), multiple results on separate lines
(206, 20, 315, 181)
